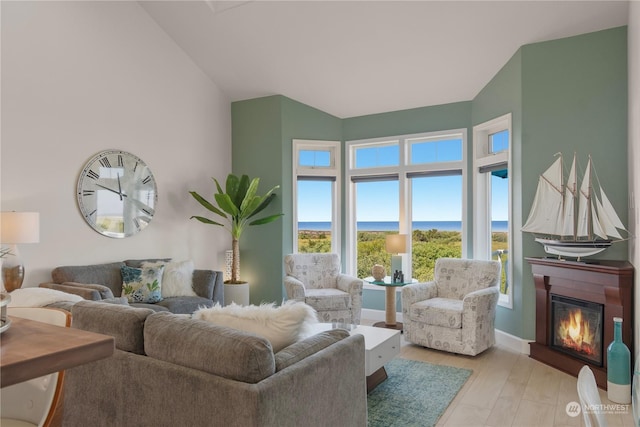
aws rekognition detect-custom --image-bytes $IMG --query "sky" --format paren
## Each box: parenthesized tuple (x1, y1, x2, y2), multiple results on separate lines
(298, 132, 509, 223)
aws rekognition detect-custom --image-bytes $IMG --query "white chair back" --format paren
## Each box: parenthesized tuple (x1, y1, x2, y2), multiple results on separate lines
(0, 307, 70, 427)
(577, 365, 608, 427)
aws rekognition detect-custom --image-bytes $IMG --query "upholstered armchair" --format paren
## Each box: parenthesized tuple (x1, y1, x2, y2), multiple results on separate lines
(401, 258, 501, 356)
(284, 253, 363, 325)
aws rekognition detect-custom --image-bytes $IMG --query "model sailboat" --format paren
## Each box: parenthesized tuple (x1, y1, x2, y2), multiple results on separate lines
(522, 153, 628, 260)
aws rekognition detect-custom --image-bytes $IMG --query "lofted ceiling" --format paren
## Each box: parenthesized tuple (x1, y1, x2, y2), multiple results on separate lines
(140, 1, 629, 118)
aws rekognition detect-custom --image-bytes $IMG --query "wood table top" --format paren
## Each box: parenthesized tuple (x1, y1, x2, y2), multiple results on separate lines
(1, 316, 114, 387)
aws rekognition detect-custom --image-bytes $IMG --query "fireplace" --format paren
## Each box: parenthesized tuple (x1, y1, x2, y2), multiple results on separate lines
(526, 258, 634, 389)
(551, 295, 603, 366)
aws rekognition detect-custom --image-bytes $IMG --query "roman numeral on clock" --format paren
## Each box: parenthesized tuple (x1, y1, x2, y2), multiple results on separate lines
(142, 176, 151, 185)
(87, 170, 99, 180)
(99, 157, 112, 168)
(82, 190, 95, 196)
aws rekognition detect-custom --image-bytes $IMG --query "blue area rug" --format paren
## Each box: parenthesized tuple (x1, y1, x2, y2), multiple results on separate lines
(367, 358, 472, 427)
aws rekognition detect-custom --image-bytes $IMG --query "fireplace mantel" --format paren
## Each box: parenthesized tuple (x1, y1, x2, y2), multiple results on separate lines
(526, 257, 634, 389)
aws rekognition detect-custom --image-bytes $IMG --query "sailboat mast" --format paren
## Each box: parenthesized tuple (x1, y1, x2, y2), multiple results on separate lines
(586, 155, 593, 241)
(570, 153, 578, 241)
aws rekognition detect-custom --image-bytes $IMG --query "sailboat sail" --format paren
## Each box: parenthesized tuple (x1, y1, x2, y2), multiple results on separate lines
(560, 155, 576, 237)
(576, 157, 591, 238)
(521, 156, 564, 235)
(522, 153, 628, 260)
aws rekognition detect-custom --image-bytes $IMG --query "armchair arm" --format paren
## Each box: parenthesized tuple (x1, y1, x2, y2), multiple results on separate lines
(462, 287, 499, 311)
(284, 276, 306, 302)
(39, 282, 109, 301)
(337, 275, 363, 324)
(336, 274, 363, 295)
(401, 280, 437, 311)
(461, 287, 500, 349)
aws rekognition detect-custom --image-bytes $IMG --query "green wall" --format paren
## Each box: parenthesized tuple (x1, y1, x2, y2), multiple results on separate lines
(232, 26, 628, 340)
(231, 95, 341, 304)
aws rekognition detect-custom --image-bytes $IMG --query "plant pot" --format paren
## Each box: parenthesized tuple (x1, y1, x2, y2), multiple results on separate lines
(224, 282, 250, 306)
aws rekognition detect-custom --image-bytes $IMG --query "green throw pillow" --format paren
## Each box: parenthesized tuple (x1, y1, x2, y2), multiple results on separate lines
(121, 265, 164, 303)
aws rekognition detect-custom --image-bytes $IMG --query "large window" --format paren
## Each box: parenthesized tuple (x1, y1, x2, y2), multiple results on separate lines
(293, 140, 340, 253)
(346, 130, 467, 280)
(473, 114, 512, 308)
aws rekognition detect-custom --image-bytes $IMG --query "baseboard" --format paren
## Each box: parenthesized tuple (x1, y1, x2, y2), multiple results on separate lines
(362, 309, 531, 355)
(495, 329, 532, 355)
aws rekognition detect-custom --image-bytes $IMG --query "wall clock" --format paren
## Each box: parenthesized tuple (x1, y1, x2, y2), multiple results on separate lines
(77, 149, 157, 238)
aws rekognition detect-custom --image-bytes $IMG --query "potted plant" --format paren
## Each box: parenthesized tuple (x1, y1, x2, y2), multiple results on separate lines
(189, 173, 282, 303)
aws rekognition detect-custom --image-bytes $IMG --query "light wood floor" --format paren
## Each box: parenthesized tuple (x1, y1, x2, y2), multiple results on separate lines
(361, 320, 635, 427)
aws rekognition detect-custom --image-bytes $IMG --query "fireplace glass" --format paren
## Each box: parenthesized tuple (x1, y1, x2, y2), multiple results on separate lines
(551, 295, 603, 366)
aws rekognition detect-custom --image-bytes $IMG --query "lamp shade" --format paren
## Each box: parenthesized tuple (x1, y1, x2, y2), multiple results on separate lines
(385, 233, 407, 254)
(1, 212, 40, 244)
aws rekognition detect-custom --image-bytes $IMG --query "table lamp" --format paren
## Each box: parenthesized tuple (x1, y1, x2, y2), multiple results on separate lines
(1, 212, 40, 292)
(385, 233, 407, 281)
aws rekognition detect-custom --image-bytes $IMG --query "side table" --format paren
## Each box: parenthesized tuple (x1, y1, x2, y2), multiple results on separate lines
(365, 277, 412, 331)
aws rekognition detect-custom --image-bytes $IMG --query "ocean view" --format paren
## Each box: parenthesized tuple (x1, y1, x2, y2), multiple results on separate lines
(299, 221, 508, 232)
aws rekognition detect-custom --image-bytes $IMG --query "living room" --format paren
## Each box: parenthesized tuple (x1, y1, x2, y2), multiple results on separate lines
(1, 1, 639, 425)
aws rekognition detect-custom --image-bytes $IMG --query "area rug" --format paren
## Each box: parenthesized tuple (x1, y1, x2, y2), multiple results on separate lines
(367, 358, 472, 427)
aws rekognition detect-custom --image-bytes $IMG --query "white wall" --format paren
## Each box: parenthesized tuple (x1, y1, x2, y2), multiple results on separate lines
(1, 2, 232, 287)
(630, 1, 640, 356)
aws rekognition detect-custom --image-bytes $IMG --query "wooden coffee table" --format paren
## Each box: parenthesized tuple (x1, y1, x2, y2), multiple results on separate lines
(1, 316, 115, 387)
(310, 323, 401, 392)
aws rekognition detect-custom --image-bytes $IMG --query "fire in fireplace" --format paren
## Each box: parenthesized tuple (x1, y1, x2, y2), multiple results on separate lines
(551, 295, 603, 366)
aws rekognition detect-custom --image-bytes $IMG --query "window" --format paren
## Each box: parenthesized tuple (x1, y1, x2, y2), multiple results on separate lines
(473, 114, 512, 308)
(293, 140, 340, 253)
(346, 130, 467, 281)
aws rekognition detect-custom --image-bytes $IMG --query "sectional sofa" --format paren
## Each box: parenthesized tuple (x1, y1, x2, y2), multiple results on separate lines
(64, 301, 367, 427)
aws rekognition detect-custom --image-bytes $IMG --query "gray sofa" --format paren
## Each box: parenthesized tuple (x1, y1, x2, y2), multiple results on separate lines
(64, 301, 367, 427)
(39, 259, 223, 314)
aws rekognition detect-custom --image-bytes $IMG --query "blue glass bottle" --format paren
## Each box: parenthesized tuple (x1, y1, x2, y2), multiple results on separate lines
(607, 317, 631, 404)
(632, 355, 640, 426)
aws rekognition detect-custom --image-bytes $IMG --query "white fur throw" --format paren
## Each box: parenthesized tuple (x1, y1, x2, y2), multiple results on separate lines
(8, 287, 83, 307)
(142, 260, 197, 298)
(193, 301, 318, 352)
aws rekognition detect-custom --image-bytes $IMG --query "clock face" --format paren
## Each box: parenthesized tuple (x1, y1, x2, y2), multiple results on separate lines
(77, 150, 157, 238)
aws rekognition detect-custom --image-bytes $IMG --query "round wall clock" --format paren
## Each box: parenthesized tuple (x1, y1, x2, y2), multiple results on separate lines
(77, 149, 158, 238)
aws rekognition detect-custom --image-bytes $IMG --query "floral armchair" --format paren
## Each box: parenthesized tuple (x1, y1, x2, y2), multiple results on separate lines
(284, 253, 363, 325)
(401, 258, 501, 356)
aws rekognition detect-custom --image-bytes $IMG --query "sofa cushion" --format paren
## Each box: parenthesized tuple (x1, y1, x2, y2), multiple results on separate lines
(144, 312, 276, 383)
(274, 329, 350, 371)
(193, 301, 318, 352)
(121, 265, 164, 303)
(142, 260, 197, 298)
(410, 297, 463, 328)
(71, 300, 155, 354)
(305, 288, 351, 310)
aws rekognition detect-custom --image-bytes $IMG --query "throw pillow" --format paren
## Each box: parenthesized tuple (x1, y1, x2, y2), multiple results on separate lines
(142, 260, 196, 298)
(121, 265, 164, 303)
(193, 300, 318, 352)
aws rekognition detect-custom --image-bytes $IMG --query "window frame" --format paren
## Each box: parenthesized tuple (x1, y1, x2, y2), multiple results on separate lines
(472, 113, 513, 308)
(292, 139, 341, 253)
(345, 129, 468, 282)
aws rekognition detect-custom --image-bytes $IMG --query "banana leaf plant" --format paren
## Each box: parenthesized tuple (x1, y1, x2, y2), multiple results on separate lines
(189, 174, 283, 284)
